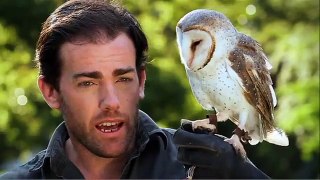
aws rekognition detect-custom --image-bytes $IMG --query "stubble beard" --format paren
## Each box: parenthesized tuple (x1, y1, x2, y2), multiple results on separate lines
(61, 98, 140, 159)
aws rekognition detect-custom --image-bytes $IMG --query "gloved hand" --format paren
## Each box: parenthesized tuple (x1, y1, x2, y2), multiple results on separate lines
(173, 120, 270, 179)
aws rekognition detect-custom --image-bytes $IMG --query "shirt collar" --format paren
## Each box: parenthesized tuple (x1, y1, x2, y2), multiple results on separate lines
(137, 110, 168, 149)
(45, 122, 83, 178)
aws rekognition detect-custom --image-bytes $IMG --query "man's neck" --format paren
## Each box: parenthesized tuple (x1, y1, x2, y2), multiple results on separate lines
(65, 139, 129, 179)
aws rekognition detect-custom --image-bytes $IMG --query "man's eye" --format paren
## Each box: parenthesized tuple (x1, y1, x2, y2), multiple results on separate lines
(78, 81, 96, 87)
(117, 77, 132, 82)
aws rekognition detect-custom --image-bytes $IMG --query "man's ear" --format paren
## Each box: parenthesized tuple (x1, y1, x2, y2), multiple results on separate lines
(138, 69, 146, 99)
(38, 75, 61, 109)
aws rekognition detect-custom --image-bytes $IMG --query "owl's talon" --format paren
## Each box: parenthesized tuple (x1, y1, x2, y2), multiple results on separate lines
(225, 134, 247, 159)
(241, 133, 252, 143)
(192, 119, 217, 133)
(233, 128, 252, 144)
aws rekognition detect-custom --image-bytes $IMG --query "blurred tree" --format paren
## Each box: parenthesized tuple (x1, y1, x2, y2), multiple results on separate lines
(0, 0, 319, 178)
(0, 0, 62, 170)
(0, 0, 64, 47)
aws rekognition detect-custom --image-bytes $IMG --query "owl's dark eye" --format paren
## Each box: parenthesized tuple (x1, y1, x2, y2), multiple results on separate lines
(191, 40, 202, 51)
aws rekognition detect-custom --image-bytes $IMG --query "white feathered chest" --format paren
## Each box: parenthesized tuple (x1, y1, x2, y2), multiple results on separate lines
(186, 56, 251, 124)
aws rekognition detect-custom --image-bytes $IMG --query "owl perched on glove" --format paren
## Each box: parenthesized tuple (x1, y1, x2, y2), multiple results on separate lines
(176, 9, 289, 157)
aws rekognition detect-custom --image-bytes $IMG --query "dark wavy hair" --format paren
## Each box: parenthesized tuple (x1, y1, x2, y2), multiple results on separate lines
(35, 0, 148, 90)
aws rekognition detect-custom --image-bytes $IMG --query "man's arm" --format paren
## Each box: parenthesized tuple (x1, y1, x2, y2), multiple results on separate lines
(173, 120, 270, 179)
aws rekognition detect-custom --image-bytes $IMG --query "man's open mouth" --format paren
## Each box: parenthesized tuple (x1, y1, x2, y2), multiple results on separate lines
(95, 122, 123, 133)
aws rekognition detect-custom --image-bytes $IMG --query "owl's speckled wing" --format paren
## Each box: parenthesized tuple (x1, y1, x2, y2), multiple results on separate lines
(226, 33, 276, 134)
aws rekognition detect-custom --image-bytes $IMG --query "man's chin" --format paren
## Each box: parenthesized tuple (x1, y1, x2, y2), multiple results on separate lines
(91, 145, 132, 159)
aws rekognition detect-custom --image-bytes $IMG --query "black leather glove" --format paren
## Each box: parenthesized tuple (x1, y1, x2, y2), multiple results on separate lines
(173, 120, 270, 179)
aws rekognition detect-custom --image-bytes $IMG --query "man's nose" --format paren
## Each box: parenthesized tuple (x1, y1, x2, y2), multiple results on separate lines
(99, 85, 120, 111)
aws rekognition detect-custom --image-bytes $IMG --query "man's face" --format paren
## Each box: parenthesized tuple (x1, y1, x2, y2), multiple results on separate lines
(55, 33, 145, 158)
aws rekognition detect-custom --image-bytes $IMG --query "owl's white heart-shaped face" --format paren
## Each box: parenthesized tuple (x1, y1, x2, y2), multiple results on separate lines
(176, 27, 214, 71)
(176, 9, 237, 72)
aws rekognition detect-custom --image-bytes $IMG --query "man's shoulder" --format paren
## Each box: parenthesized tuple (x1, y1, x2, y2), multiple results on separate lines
(0, 150, 47, 179)
(161, 127, 177, 136)
(160, 127, 178, 150)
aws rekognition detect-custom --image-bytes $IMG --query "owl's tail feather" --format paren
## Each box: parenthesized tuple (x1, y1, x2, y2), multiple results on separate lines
(265, 128, 289, 146)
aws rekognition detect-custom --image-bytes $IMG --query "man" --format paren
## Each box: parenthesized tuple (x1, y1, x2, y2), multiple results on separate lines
(0, 0, 269, 179)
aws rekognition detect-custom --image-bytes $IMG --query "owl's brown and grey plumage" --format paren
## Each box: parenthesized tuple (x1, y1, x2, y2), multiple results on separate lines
(176, 9, 288, 153)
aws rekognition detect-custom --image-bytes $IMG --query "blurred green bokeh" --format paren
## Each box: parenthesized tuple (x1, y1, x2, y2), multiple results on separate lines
(0, 0, 319, 178)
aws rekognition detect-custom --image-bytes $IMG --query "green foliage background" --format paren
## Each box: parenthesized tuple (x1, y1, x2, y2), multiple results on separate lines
(0, 0, 319, 178)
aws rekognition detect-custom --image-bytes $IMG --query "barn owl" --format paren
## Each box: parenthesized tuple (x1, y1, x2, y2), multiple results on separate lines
(176, 9, 289, 157)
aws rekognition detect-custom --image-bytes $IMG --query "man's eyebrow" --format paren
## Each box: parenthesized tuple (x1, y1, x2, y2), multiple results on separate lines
(113, 67, 135, 76)
(73, 71, 103, 79)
